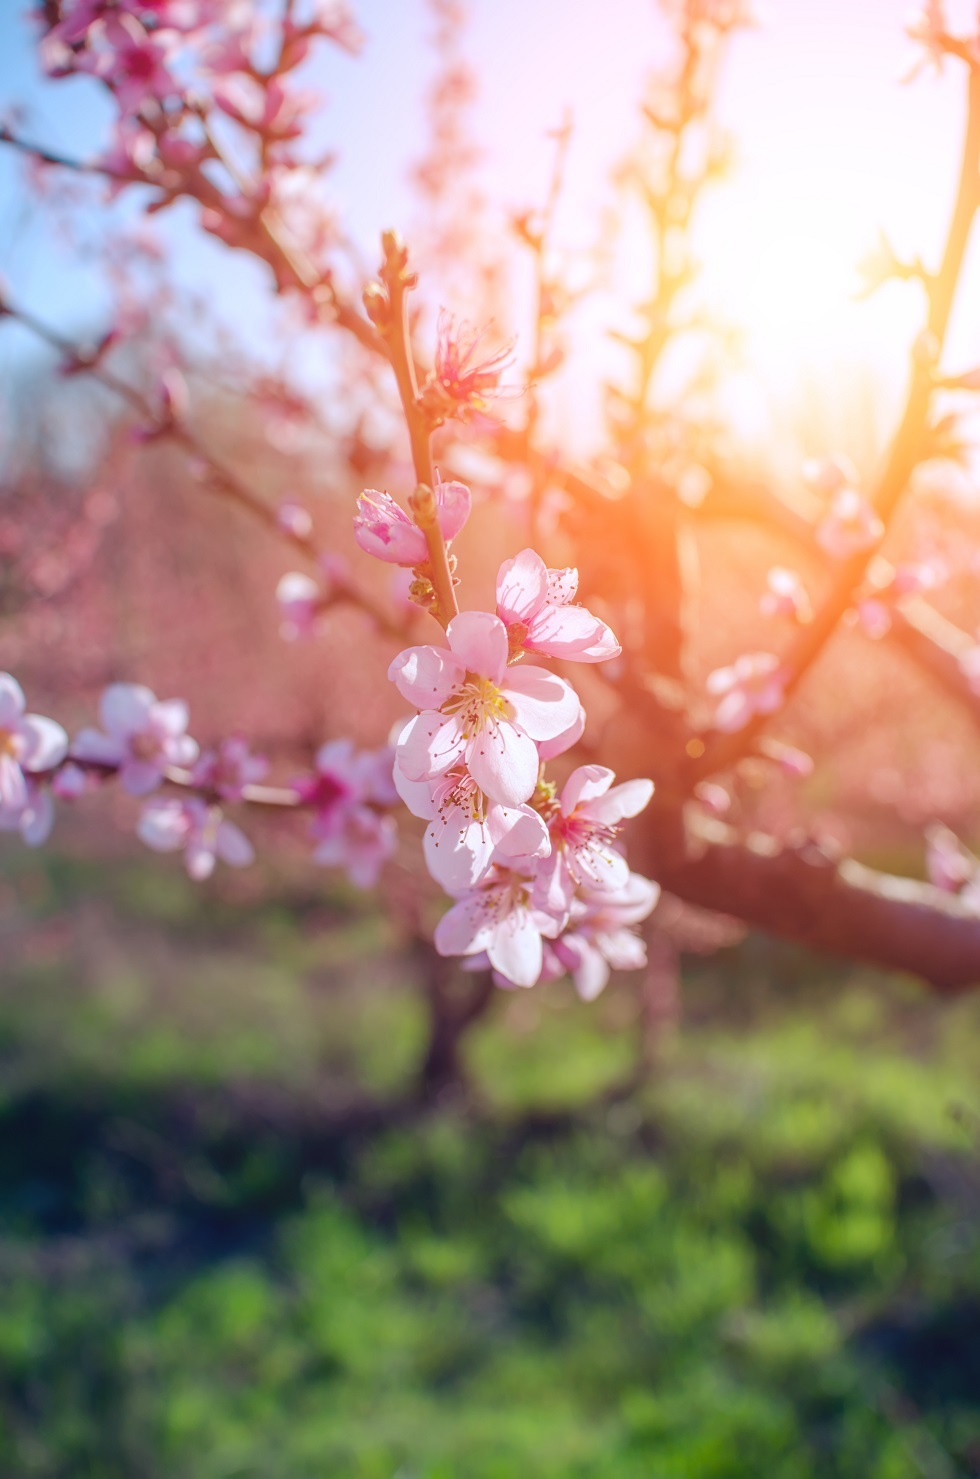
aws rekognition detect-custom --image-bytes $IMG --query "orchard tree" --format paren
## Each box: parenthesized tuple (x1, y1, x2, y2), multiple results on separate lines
(2, 0, 980, 1100)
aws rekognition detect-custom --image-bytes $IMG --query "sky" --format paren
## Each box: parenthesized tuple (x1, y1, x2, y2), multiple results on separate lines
(1, 0, 979, 459)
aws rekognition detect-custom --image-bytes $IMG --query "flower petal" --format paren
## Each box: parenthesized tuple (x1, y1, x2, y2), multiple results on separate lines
(526, 603, 621, 662)
(495, 548, 548, 624)
(216, 818, 255, 868)
(0, 674, 26, 726)
(487, 909, 543, 988)
(559, 764, 615, 817)
(388, 644, 464, 709)
(503, 665, 582, 741)
(71, 728, 126, 766)
(434, 479, 472, 542)
(101, 682, 156, 738)
(579, 776, 654, 825)
(446, 611, 508, 682)
(18, 715, 69, 771)
(466, 718, 539, 806)
(424, 814, 495, 891)
(0, 754, 27, 812)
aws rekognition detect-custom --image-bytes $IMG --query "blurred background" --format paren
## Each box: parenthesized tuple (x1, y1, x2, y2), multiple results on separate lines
(1, 1, 979, 1475)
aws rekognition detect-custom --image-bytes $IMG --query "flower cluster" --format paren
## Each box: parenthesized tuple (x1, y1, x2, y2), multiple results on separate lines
(0, 676, 399, 890)
(357, 480, 657, 993)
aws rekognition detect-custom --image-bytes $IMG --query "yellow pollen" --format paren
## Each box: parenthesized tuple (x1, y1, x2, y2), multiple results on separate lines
(0, 728, 18, 759)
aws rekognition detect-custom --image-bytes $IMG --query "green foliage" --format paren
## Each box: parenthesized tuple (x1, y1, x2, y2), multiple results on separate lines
(0, 852, 977, 1476)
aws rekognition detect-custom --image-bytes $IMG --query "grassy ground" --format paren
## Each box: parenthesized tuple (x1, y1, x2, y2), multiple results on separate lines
(0, 848, 978, 1477)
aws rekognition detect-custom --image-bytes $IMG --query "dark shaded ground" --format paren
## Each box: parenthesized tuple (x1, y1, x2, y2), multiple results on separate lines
(0, 848, 978, 1477)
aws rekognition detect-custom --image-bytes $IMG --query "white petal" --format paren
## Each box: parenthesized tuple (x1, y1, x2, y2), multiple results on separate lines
(101, 682, 156, 738)
(216, 819, 255, 868)
(446, 610, 509, 682)
(503, 666, 582, 741)
(487, 909, 543, 989)
(18, 715, 68, 771)
(388, 645, 464, 709)
(0, 674, 26, 726)
(466, 719, 539, 807)
(495, 548, 548, 624)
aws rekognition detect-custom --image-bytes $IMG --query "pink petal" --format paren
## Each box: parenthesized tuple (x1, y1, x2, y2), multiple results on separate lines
(572, 843, 630, 894)
(579, 777, 654, 825)
(101, 682, 156, 738)
(488, 804, 550, 861)
(536, 705, 585, 761)
(559, 765, 615, 817)
(0, 674, 25, 726)
(466, 719, 539, 806)
(388, 645, 464, 709)
(392, 734, 437, 819)
(18, 715, 69, 771)
(434, 894, 493, 957)
(424, 815, 495, 891)
(20, 789, 54, 847)
(354, 490, 428, 566)
(446, 611, 508, 682)
(572, 942, 610, 1001)
(495, 548, 548, 625)
(503, 665, 582, 742)
(0, 754, 27, 812)
(398, 713, 466, 782)
(216, 819, 255, 868)
(137, 799, 188, 851)
(150, 698, 190, 738)
(71, 728, 126, 766)
(434, 480, 472, 542)
(526, 604, 621, 662)
(487, 909, 542, 988)
(595, 928, 648, 971)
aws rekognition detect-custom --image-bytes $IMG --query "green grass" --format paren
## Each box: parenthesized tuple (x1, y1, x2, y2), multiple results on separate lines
(0, 848, 977, 1477)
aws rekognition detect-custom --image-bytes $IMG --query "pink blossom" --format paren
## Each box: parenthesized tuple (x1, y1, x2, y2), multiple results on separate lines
(434, 863, 563, 988)
(354, 481, 471, 567)
(299, 739, 397, 888)
(533, 765, 654, 915)
(759, 567, 811, 623)
(429, 309, 516, 418)
(277, 498, 313, 541)
(548, 872, 661, 1001)
(495, 549, 621, 663)
(191, 737, 267, 800)
(537, 703, 586, 762)
(0, 780, 55, 848)
(707, 653, 784, 732)
(0, 673, 68, 817)
(389, 610, 582, 808)
(393, 729, 550, 891)
(72, 682, 198, 795)
(138, 796, 254, 880)
(95, 15, 178, 117)
(816, 487, 884, 561)
(276, 571, 322, 641)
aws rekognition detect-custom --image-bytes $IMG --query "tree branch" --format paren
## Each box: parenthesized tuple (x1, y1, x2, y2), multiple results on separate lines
(645, 812, 980, 992)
